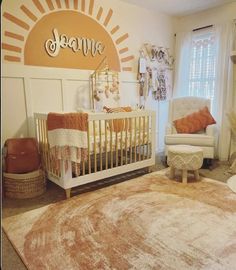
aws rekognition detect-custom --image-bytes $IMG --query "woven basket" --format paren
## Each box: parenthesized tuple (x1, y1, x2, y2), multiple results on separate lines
(3, 169, 46, 199)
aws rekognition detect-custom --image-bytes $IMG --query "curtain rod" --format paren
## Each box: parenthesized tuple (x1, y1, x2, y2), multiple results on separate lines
(192, 24, 213, 32)
(174, 24, 213, 36)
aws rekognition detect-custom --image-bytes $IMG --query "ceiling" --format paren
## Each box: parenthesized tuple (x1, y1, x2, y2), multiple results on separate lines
(121, 0, 236, 17)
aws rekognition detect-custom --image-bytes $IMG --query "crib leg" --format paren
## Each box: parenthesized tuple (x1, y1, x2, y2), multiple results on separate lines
(65, 188, 71, 199)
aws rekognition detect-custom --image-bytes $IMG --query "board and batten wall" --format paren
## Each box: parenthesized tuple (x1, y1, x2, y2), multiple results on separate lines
(2, 0, 175, 150)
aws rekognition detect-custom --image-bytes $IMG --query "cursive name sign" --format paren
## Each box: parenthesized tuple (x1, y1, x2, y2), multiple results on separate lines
(45, 28, 105, 57)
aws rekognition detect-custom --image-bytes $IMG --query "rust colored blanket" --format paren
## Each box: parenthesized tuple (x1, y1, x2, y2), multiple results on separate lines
(47, 112, 88, 132)
(47, 112, 88, 174)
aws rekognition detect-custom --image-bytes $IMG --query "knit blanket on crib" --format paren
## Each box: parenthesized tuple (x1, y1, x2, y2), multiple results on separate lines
(47, 113, 88, 174)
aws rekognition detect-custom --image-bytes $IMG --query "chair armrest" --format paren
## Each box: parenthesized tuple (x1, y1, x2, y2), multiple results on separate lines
(206, 124, 217, 136)
(165, 123, 173, 135)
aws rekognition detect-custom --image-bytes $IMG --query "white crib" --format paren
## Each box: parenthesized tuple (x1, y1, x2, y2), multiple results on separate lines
(34, 110, 156, 198)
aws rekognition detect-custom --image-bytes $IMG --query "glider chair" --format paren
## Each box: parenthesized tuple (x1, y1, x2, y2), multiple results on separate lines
(164, 97, 217, 163)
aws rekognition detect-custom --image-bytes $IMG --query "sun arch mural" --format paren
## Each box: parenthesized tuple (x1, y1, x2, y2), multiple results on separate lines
(2, 0, 134, 71)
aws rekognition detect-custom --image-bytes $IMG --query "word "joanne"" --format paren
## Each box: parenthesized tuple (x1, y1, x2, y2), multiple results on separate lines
(45, 28, 105, 57)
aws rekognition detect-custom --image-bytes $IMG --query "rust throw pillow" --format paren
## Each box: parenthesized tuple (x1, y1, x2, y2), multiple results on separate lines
(103, 106, 132, 132)
(103, 106, 132, 113)
(173, 106, 216, 134)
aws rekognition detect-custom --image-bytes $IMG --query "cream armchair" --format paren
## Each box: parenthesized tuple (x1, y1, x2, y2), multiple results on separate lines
(164, 97, 217, 160)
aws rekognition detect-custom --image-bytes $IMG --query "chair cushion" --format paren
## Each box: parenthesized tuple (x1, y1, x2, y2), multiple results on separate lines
(173, 106, 216, 134)
(165, 133, 215, 147)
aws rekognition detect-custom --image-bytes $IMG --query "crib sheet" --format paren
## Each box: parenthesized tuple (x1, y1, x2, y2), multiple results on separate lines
(89, 130, 150, 154)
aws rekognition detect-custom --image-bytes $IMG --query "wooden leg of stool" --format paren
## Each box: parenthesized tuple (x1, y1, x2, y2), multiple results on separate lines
(65, 188, 71, 199)
(182, 170, 187, 184)
(194, 170, 200, 180)
(170, 166, 175, 179)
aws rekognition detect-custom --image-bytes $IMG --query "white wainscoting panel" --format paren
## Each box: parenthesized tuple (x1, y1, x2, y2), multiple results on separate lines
(2, 78, 28, 143)
(30, 78, 63, 112)
(63, 80, 91, 111)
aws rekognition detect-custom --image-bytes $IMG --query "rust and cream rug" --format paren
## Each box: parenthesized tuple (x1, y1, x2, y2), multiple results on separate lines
(3, 172, 236, 270)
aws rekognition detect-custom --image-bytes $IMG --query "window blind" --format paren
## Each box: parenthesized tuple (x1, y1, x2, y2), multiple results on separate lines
(188, 31, 216, 105)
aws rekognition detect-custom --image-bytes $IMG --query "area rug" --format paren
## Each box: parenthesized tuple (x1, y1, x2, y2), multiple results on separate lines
(2, 172, 236, 270)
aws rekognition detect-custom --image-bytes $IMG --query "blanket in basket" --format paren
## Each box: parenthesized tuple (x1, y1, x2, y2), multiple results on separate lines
(47, 113, 88, 174)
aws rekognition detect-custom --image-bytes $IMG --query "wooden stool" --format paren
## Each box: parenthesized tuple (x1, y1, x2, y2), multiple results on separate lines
(167, 145, 203, 183)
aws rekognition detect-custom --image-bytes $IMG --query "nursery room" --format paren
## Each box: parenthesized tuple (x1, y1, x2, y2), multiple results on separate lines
(1, 0, 236, 269)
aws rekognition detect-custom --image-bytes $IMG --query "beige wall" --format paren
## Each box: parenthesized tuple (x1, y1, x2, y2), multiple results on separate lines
(174, 2, 236, 33)
(1, 0, 175, 144)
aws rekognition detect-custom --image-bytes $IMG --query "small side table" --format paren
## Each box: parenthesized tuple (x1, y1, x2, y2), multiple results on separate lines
(167, 145, 203, 183)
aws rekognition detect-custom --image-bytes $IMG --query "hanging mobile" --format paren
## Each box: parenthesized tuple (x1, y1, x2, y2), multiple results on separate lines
(93, 72, 100, 101)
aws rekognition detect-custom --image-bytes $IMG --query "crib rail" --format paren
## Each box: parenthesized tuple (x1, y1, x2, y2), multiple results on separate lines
(34, 110, 156, 196)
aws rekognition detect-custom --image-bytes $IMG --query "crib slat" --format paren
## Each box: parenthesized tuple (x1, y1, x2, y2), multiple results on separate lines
(129, 118, 132, 164)
(110, 128, 113, 168)
(139, 116, 141, 161)
(115, 130, 118, 167)
(134, 117, 137, 162)
(125, 118, 128, 165)
(93, 121, 97, 173)
(44, 120, 50, 169)
(39, 120, 45, 169)
(105, 120, 108, 170)
(42, 120, 49, 170)
(99, 120, 102, 171)
(44, 119, 51, 173)
(87, 121, 91, 174)
(120, 129, 123, 166)
(143, 116, 145, 160)
(146, 116, 150, 159)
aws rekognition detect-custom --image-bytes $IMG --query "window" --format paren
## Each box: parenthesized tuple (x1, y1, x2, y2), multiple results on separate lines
(188, 30, 216, 104)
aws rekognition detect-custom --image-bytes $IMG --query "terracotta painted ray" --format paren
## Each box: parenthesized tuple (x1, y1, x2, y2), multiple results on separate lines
(32, 0, 45, 13)
(4, 55, 21, 62)
(4, 31, 24, 41)
(121, 55, 134, 63)
(119, 47, 129, 54)
(122, 67, 132, 71)
(55, 0, 62, 8)
(3, 12, 30, 30)
(20, 5, 37, 22)
(46, 0, 55, 10)
(89, 0, 94, 15)
(73, 0, 78, 9)
(104, 9, 113, 27)
(110, 25, 120, 35)
(65, 0, 69, 9)
(96, 7, 103, 21)
(81, 0, 85, 12)
(116, 33, 129, 45)
(2, 43, 22, 53)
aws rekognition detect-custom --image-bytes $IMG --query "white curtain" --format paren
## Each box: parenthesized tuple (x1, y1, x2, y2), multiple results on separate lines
(173, 31, 192, 97)
(214, 21, 235, 161)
